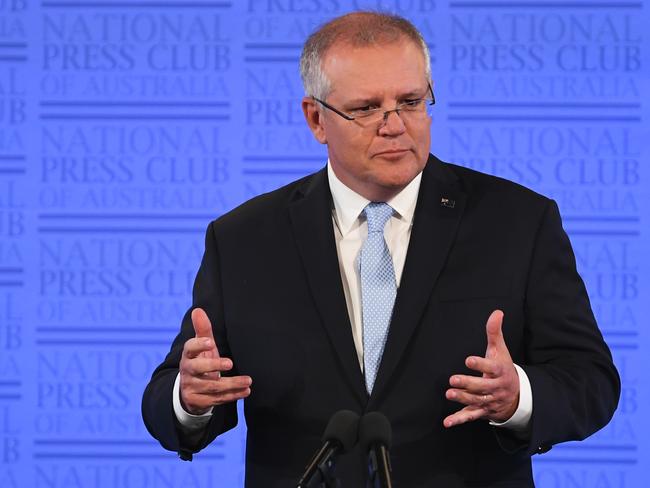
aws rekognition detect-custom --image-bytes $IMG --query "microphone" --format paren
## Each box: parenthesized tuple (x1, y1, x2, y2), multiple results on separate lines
(359, 412, 393, 488)
(296, 410, 360, 488)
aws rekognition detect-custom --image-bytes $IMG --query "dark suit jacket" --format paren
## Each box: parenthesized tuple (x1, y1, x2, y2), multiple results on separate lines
(142, 155, 620, 487)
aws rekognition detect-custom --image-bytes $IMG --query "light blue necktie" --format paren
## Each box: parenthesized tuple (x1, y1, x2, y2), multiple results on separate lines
(360, 202, 397, 394)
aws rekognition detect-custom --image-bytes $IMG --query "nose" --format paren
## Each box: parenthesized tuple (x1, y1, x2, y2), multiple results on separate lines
(378, 109, 406, 135)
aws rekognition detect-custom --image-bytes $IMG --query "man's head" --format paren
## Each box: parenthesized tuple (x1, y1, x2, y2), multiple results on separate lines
(300, 12, 433, 201)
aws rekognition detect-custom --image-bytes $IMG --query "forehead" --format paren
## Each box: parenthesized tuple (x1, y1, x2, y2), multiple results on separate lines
(321, 39, 427, 99)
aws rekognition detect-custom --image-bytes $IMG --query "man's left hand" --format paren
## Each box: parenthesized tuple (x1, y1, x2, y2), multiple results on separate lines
(443, 310, 520, 428)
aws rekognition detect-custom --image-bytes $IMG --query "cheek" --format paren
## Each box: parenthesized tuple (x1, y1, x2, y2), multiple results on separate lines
(413, 129, 431, 160)
(340, 135, 375, 164)
(325, 124, 363, 150)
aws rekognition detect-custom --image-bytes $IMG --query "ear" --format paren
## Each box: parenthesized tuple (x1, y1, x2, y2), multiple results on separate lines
(302, 97, 328, 144)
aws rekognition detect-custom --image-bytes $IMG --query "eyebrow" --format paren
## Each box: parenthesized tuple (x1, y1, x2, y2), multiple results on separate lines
(343, 88, 427, 106)
(342, 97, 380, 107)
(398, 88, 427, 98)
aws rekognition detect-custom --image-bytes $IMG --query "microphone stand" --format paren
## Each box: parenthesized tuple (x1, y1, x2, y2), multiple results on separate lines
(366, 445, 392, 488)
(297, 410, 359, 488)
(313, 452, 341, 488)
(298, 444, 341, 488)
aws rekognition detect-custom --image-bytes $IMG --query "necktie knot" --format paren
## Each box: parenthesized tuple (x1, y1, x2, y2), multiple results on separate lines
(364, 202, 393, 234)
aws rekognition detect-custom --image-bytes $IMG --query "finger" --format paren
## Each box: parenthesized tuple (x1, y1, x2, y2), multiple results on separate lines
(192, 308, 216, 341)
(464, 356, 503, 377)
(449, 374, 499, 393)
(192, 375, 253, 395)
(183, 357, 234, 376)
(485, 309, 505, 358)
(213, 387, 252, 404)
(196, 387, 252, 406)
(446, 388, 495, 407)
(191, 308, 219, 359)
(183, 337, 220, 360)
(443, 405, 486, 428)
(184, 387, 251, 411)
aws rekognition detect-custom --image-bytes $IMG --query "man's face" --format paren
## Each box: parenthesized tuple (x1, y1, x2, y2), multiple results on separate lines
(303, 38, 431, 201)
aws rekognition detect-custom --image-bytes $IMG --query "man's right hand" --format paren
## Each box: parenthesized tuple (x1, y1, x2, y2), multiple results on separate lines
(179, 308, 252, 415)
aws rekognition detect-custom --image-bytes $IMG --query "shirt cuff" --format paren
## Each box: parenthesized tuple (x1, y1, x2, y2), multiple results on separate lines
(173, 372, 213, 430)
(489, 363, 533, 432)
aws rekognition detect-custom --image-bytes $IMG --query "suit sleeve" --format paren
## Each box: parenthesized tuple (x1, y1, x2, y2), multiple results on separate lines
(141, 221, 238, 461)
(502, 199, 620, 456)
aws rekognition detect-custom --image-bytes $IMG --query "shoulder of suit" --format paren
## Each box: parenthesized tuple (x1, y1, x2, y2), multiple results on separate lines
(439, 159, 551, 209)
(208, 169, 322, 232)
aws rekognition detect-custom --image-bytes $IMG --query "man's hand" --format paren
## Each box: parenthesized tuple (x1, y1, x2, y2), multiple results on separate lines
(179, 308, 252, 415)
(443, 310, 519, 428)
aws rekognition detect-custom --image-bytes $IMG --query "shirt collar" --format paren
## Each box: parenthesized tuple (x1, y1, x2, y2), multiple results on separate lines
(327, 160, 422, 236)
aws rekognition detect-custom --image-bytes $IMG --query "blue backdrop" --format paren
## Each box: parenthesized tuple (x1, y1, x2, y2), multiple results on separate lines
(0, 1, 648, 487)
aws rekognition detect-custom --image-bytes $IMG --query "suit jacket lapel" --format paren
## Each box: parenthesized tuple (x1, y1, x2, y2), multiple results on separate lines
(288, 169, 368, 405)
(370, 157, 467, 404)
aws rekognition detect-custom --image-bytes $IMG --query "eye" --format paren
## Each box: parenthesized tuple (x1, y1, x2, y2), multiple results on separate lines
(401, 99, 423, 109)
(351, 105, 377, 113)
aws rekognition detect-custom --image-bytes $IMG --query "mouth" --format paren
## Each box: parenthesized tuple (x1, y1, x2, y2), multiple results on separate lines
(374, 149, 411, 158)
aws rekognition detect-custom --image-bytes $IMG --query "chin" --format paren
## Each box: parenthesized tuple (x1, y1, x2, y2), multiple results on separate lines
(386, 164, 422, 184)
(374, 172, 418, 193)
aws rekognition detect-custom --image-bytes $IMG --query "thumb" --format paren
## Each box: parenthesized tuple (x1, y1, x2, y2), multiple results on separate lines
(191, 308, 219, 358)
(485, 309, 506, 359)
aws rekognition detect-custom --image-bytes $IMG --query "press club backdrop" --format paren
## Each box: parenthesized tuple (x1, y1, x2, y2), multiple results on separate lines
(0, 0, 648, 487)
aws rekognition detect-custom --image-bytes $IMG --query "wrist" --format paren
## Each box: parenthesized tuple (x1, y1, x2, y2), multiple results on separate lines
(180, 395, 211, 416)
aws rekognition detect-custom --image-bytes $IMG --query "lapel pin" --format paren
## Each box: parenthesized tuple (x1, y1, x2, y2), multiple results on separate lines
(440, 197, 455, 208)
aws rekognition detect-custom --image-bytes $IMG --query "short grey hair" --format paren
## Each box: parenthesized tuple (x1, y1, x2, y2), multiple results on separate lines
(299, 11, 432, 100)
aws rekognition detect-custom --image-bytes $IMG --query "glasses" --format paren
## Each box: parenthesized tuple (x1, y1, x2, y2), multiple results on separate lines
(312, 83, 435, 127)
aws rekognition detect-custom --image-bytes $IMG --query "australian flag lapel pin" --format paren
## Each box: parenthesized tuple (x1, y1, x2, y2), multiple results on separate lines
(440, 197, 455, 208)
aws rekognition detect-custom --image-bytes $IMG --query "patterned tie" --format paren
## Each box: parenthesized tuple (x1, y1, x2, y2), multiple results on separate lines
(360, 202, 397, 394)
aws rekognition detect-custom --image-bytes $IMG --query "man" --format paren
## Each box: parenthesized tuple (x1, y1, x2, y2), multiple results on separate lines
(142, 12, 620, 487)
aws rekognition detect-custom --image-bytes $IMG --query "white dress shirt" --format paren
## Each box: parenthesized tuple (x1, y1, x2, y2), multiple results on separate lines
(174, 162, 532, 432)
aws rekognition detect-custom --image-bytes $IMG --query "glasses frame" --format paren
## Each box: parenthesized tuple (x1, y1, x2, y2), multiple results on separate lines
(312, 83, 435, 125)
